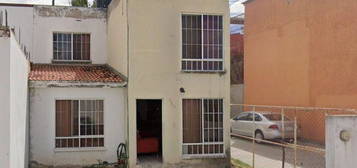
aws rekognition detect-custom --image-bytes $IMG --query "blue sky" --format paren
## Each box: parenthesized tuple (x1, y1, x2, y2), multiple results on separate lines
(0, 0, 245, 16)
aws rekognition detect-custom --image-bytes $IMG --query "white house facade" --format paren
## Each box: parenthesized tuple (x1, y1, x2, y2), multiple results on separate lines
(0, 0, 230, 167)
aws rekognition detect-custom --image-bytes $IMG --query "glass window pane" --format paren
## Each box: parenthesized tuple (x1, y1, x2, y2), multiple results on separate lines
(53, 33, 72, 60)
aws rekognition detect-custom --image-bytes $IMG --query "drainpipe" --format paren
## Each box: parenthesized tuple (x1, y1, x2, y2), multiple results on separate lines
(52, 0, 55, 6)
(5, 9, 7, 27)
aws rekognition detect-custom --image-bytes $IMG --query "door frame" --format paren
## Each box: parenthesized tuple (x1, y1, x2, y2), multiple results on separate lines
(135, 98, 164, 161)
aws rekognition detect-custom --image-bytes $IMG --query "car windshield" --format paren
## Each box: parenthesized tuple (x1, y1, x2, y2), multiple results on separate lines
(263, 114, 290, 121)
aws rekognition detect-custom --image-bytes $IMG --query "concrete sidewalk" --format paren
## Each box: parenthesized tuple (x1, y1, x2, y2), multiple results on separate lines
(231, 136, 325, 168)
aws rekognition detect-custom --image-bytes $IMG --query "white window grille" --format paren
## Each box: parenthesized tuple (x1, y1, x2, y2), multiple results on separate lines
(182, 14, 224, 72)
(182, 99, 224, 157)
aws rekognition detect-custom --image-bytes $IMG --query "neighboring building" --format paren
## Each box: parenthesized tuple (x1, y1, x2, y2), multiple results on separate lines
(244, 0, 357, 143)
(0, 0, 230, 167)
(230, 14, 244, 35)
(230, 17, 244, 118)
(1, 5, 127, 167)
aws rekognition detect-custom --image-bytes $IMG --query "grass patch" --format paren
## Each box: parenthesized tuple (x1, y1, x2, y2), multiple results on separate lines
(231, 159, 252, 168)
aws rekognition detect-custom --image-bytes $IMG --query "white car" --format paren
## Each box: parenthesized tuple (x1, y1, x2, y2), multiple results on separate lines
(231, 111, 298, 143)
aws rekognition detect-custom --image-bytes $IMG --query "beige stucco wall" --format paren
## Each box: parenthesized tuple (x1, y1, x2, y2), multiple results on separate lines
(109, 0, 230, 167)
(231, 84, 244, 118)
(107, 0, 128, 76)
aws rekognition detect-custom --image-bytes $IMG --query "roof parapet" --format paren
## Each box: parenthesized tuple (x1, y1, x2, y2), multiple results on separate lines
(34, 5, 107, 19)
(0, 26, 10, 37)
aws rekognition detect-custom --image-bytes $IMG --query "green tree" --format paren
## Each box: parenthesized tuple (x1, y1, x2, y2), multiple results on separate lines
(71, 0, 88, 7)
(91, 0, 97, 8)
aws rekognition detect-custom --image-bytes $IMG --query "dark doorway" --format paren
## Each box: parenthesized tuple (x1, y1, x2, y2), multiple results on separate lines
(136, 99, 162, 163)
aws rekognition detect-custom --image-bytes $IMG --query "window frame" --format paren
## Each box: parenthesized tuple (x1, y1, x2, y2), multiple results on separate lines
(236, 113, 249, 121)
(180, 13, 225, 73)
(54, 99, 105, 150)
(52, 32, 91, 63)
(181, 98, 225, 158)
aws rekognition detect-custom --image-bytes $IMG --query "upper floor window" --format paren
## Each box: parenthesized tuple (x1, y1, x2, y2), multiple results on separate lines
(182, 14, 223, 72)
(53, 33, 90, 61)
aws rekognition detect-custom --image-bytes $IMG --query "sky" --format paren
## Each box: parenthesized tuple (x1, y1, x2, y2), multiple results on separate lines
(0, 0, 95, 6)
(229, 0, 245, 17)
(0, 0, 245, 16)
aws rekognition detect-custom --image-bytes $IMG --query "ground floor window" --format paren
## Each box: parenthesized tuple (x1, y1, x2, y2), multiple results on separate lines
(182, 99, 224, 157)
(55, 100, 104, 148)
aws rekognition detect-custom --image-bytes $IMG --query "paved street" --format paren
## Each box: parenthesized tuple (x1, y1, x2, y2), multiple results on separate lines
(231, 136, 325, 168)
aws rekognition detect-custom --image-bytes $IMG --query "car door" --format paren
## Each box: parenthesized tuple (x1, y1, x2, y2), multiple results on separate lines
(243, 113, 254, 136)
(232, 113, 248, 135)
(245, 113, 263, 137)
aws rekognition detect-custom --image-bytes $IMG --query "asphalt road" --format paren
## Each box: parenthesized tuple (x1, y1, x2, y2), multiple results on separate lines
(231, 136, 325, 168)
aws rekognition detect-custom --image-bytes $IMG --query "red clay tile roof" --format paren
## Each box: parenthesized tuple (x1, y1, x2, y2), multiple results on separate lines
(29, 64, 125, 83)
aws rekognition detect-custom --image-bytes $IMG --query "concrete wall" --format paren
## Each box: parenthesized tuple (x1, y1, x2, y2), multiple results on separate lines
(9, 31, 30, 168)
(29, 88, 126, 167)
(0, 32, 10, 168)
(107, 0, 128, 76)
(231, 84, 244, 118)
(32, 6, 107, 64)
(0, 5, 33, 56)
(230, 34, 244, 85)
(0, 30, 30, 168)
(107, 0, 231, 167)
(244, 0, 357, 142)
(326, 115, 357, 168)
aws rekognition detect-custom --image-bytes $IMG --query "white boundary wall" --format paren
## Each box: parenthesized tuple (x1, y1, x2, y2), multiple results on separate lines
(0, 33, 11, 168)
(0, 31, 30, 168)
(9, 31, 30, 168)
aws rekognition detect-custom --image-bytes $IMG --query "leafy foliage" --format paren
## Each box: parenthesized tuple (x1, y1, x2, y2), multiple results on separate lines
(71, 0, 88, 7)
(91, 0, 97, 8)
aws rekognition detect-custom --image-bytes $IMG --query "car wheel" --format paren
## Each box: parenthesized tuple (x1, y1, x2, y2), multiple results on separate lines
(255, 131, 264, 144)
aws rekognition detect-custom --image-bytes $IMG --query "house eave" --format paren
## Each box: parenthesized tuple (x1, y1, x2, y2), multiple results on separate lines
(29, 80, 127, 88)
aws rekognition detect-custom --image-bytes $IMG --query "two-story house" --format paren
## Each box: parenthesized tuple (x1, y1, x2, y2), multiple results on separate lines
(0, 0, 230, 167)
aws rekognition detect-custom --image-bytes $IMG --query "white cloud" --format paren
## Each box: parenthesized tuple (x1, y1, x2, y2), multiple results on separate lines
(230, 0, 245, 17)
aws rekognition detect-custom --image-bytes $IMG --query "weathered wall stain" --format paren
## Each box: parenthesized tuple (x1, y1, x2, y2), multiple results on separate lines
(35, 6, 106, 19)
